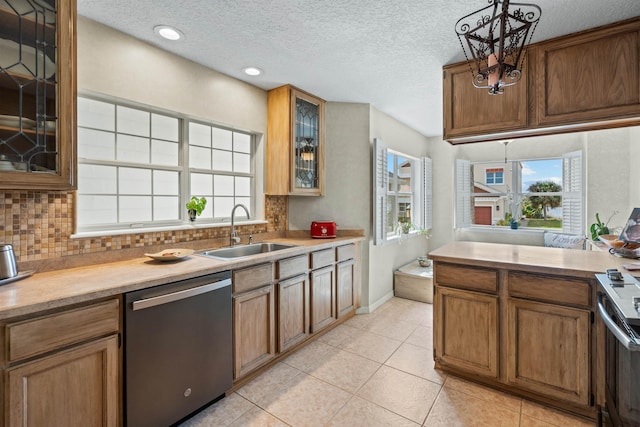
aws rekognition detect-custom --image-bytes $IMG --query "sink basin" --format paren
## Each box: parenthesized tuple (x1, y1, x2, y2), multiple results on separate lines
(200, 243, 297, 260)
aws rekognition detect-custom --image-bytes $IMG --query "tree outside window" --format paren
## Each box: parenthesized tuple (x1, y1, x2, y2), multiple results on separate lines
(472, 159, 564, 229)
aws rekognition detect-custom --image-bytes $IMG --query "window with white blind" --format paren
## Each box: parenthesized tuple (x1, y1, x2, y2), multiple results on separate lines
(373, 138, 432, 245)
(455, 151, 583, 234)
(76, 95, 254, 232)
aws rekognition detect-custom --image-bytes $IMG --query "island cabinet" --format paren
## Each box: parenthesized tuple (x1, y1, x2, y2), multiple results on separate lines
(276, 255, 310, 352)
(434, 263, 499, 379)
(309, 248, 336, 333)
(431, 242, 599, 418)
(506, 272, 592, 406)
(232, 263, 276, 380)
(2, 298, 120, 427)
(266, 84, 325, 196)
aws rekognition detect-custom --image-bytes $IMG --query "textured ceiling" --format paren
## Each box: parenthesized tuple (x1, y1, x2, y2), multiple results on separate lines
(77, 0, 640, 137)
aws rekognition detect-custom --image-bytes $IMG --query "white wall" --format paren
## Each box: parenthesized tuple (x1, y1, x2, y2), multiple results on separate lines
(288, 103, 372, 304)
(77, 17, 267, 133)
(585, 127, 633, 234)
(429, 127, 638, 251)
(366, 107, 429, 310)
(289, 103, 431, 311)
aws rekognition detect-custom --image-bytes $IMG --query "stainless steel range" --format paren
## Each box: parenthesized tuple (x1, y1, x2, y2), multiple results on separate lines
(596, 272, 640, 427)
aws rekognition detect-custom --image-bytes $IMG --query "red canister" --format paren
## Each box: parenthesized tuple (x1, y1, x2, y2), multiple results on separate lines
(310, 221, 337, 238)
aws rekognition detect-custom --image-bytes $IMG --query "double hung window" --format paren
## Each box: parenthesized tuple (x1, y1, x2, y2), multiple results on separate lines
(373, 138, 432, 244)
(76, 95, 254, 232)
(455, 151, 583, 234)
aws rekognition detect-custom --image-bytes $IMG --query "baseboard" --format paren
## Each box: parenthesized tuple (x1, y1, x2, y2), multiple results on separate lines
(355, 290, 394, 314)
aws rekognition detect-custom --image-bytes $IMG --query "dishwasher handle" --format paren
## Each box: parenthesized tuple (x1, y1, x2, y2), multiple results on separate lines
(132, 278, 232, 311)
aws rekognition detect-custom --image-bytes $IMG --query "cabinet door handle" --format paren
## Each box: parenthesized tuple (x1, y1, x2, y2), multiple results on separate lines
(132, 279, 231, 311)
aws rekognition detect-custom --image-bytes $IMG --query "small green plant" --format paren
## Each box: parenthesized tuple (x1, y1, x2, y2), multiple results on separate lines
(186, 196, 207, 217)
(395, 222, 431, 238)
(590, 211, 618, 240)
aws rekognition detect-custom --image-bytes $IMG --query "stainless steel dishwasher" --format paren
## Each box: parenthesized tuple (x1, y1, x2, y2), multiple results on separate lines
(125, 271, 232, 427)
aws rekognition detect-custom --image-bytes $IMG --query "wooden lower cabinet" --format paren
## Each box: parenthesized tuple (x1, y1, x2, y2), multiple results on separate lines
(310, 265, 335, 333)
(277, 274, 309, 352)
(233, 284, 276, 379)
(6, 335, 119, 427)
(435, 286, 498, 378)
(336, 259, 355, 319)
(507, 298, 591, 406)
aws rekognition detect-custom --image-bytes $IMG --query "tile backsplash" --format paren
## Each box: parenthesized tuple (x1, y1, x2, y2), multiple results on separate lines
(1, 191, 287, 263)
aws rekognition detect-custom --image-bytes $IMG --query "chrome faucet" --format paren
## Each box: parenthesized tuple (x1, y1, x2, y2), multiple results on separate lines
(230, 204, 250, 247)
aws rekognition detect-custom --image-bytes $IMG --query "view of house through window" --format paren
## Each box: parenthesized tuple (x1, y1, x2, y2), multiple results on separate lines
(472, 158, 566, 229)
(373, 138, 432, 245)
(76, 95, 254, 232)
(387, 152, 413, 235)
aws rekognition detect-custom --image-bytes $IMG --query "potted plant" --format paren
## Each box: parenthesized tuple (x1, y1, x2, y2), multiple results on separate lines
(590, 211, 618, 241)
(186, 196, 207, 221)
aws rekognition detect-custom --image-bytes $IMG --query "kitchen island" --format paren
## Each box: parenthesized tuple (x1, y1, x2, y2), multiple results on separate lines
(429, 241, 627, 420)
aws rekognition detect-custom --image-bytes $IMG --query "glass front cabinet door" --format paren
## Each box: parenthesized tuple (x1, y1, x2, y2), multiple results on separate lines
(267, 85, 325, 196)
(0, 0, 76, 190)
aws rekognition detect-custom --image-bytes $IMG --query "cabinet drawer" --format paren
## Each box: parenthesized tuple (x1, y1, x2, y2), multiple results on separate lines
(277, 255, 308, 280)
(6, 299, 120, 363)
(336, 244, 355, 262)
(310, 248, 335, 269)
(233, 263, 274, 294)
(508, 272, 591, 308)
(435, 263, 498, 293)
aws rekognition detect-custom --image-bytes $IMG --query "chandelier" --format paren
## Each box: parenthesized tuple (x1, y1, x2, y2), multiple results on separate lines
(455, 0, 541, 95)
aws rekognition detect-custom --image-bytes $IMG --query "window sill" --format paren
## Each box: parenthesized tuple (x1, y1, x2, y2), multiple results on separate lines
(382, 231, 429, 245)
(456, 226, 546, 236)
(71, 219, 268, 239)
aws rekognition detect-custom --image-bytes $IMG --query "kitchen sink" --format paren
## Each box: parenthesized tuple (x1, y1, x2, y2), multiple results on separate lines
(200, 243, 298, 260)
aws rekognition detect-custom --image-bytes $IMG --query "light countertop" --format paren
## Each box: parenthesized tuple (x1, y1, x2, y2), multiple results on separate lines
(0, 236, 363, 320)
(428, 241, 633, 278)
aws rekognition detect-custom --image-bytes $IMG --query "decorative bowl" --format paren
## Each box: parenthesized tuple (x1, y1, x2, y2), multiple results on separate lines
(417, 256, 431, 268)
(598, 235, 640, 258)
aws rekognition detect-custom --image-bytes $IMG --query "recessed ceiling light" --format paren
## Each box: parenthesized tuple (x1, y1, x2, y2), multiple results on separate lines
(154, 25, 183, 41)
(243, 67, 263, 76)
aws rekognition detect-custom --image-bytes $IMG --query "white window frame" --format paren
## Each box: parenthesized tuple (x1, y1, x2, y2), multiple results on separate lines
(76, 93, 256, 233)
(485, 168, 504, 185)
(373, 138, 432, 245)
(455, 151, 583, 234)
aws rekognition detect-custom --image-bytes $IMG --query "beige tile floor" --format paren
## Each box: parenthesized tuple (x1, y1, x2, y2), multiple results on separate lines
(180, 297, 595, 427)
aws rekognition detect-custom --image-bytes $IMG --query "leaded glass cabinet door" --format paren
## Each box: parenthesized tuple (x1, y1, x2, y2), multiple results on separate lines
(0, 0, 76, 189)
(290, 88, 324, 196)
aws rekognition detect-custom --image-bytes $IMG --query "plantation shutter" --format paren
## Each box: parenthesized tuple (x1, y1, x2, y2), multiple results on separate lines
(421, 157, 433, 230)
(455, 159, 472, 228)
(562, 150, 583, 235)
(373, 138, 388, 245)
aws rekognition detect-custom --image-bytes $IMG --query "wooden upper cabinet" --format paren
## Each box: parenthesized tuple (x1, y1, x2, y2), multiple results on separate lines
(443, 60, 528, 142)
(0, 0, 77, 189)
(267, 85, 325, 196)
(443, 17, 640, 144)
(534, 19, 640, 127)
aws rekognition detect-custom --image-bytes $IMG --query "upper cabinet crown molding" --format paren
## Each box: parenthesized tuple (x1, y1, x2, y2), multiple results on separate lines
(0, 0, 77, 189)
(267, 84, 325, 196)
(443, 17, 640, 144)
